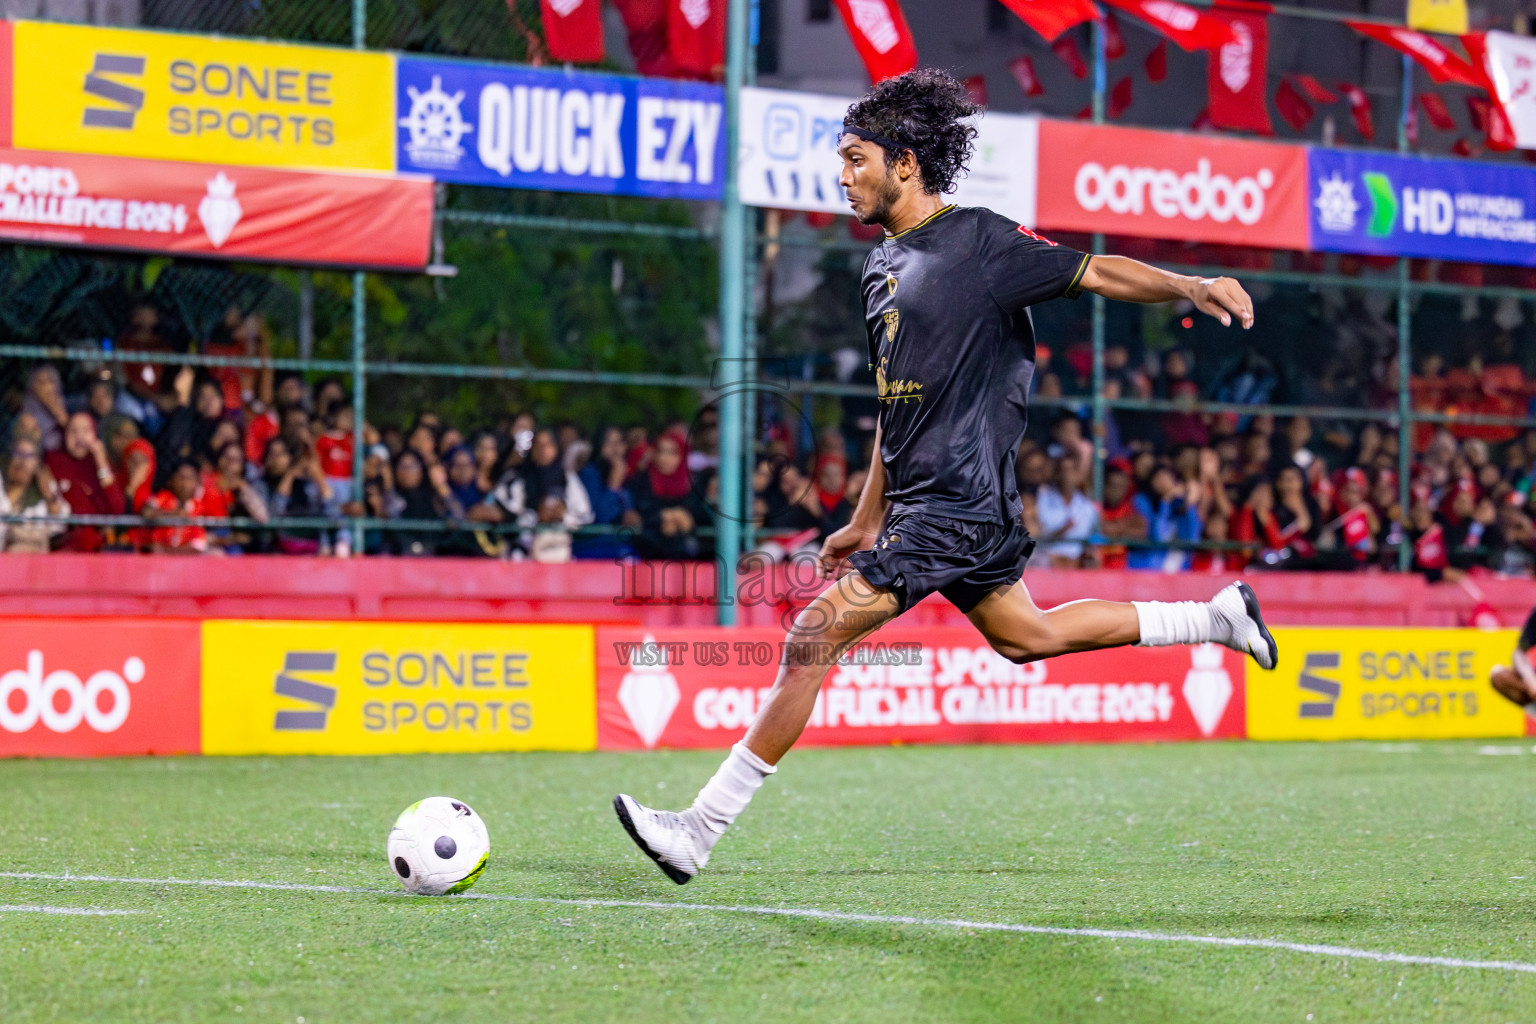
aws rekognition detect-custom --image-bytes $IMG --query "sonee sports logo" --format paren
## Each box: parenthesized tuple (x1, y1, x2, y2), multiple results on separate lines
(273, 652, 338, 731)
(1297, 651, 1341, 719)
(82, 53, 146, 129)
(0, 650, 144, 733)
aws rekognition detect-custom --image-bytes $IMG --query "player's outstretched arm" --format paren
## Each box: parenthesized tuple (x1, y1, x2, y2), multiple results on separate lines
(818, 422, 889, 579)
(1078, 255, 1254, 329)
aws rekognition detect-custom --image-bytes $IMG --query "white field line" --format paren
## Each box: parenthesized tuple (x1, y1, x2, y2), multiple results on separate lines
(1, 871, 1533, 976)
(0, 904, 142, 915)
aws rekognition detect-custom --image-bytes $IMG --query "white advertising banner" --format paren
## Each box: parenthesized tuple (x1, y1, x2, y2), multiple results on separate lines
(738, 86, 1038, 226)
(1480, 31, 1536, 149)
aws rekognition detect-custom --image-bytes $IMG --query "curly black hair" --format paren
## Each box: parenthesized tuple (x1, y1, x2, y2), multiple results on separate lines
(842, 69, 979, 196)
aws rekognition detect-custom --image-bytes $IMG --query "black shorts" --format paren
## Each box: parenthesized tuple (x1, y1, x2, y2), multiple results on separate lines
(846, 509, 1036, 615)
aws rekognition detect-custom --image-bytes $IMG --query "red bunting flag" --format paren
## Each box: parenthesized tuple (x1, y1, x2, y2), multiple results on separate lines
(667, 0, 724, 76)
(1466, 93, 1489, 132)
(1344, 22, 1485, 87)
(1053, 35, 1089, 79)
(1487, 101, 1516, 150)
(612, 0, 674, 76)
(1274, 78, 1314, 131)
(1104, 12, 1127, 59)
(1419, 91, 1458, 130)
(1100, 0, 1235, 52)
(1290, 74, 1337, 104)
(1339, 83, 1375, 141)
(1008, 55, 1044, 96)
(1192, 107, 1213, 130)
(964, 75, 988, 107)
(1109, 75, 1134, 117)
(540, 0, 605, 62)
(1207, 8, 1272, 134)
(996, 0, 1099, 42)
(1452, 136, 1477, 156)
(830, 0, 918, 82)
(1144, 39, 1168, 82)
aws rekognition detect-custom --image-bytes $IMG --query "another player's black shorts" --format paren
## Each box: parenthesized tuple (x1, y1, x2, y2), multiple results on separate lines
(846, 509, 1036, 615)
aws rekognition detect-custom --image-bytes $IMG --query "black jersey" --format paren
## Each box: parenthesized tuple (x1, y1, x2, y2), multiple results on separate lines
(861, 205, 1089, 524)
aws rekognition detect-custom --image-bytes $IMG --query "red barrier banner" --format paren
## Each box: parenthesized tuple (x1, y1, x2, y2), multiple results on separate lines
(0, 147, 433, 269)
(0, 618, 201, 757)
(1035, 120, 1310, 250)
(597, 626, 1246, 749)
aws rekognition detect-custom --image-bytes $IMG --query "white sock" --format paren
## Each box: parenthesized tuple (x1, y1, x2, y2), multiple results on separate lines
(1133, 600, 1215, 647)
(684, 742, 775, 853)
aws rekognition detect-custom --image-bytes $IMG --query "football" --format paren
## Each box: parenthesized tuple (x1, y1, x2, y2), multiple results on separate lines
(386, 797, 491, 895)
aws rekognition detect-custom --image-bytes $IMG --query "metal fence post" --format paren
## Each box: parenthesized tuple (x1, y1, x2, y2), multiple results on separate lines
(1396, 52, 1414, 571)
(1089, 16, 1108, 506)
(715, 0, 750, 625)
(352, 271, 366, 554)
(741, 0, 761, 558)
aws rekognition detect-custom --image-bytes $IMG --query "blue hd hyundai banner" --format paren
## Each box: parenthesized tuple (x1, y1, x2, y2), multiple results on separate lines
(396, 57, 724, 200)
(1309, 148, 1536, 266)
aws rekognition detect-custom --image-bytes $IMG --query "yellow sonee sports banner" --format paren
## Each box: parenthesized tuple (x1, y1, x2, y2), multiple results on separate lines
(202, 621, 595, 754)
(14, 21, 395, 173)
(1248, 627, 1525, 740)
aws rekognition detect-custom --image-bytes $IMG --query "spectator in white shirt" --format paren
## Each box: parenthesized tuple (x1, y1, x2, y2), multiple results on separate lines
(1035, 455, 1099, 568)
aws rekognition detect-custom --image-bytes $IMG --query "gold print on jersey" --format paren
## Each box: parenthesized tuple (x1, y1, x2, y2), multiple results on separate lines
(883, 309, 900, 342)
(875, 357, 923, 404)
(886, 273, 898, 296)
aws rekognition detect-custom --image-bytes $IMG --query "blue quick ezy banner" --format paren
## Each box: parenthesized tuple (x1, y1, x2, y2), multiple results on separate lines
(396, 57, 724, 200)
(1309, 148, 1536, 266)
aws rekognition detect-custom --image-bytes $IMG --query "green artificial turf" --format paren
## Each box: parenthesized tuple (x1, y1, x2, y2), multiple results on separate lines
(2, 742, 1535, 1023)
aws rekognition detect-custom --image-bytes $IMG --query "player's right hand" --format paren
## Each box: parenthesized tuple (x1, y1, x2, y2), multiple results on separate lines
(818, 524, 878, 579)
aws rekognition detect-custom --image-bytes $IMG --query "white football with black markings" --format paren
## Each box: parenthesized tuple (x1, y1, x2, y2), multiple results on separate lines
(386, 796, 490, 895)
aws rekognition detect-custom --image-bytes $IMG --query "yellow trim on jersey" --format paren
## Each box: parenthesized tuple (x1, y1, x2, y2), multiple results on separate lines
(1062, 253, 1092, 300)
(883, 204, 958, 241)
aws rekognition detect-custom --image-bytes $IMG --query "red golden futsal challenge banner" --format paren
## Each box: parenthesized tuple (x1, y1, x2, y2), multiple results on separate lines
(0, 147, 432, 269)
(1035, 120, 1310, 251)
(596, 626, 1246, 750)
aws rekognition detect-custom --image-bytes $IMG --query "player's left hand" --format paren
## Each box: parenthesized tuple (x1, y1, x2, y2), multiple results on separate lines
(1190, 276, 1254, 329)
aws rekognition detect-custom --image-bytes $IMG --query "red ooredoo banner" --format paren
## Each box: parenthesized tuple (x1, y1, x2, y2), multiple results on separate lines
(1035, 120, 1309, 250)
(0, 148, 433, 269)
(0, 618, 201, 757)
(597, 626, 1246, 750)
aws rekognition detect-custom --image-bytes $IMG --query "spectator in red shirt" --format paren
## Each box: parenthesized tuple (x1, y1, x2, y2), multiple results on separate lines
(316, 404, 356, 503)
(1096, 460, 1146, 570)
(1231, 477, 1285, 560)
(121, 439, 157, 513)
(44, 412, 125, 552)
(245, 373, 308, 467)
(142, 458, 217, 555)
(201, 442, 269, 553)
(203, 308, 270, 415)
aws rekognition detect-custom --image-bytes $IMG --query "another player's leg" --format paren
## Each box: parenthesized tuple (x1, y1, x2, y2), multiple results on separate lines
(1490, 607, 1536, 712)
(965, 579, 1277, 669)
(615, 571, 901, 883)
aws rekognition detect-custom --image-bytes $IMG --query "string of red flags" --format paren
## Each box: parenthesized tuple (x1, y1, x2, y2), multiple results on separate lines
(1206, 6, 1272, 134)
(830, 0, 919, 82)
(1099, 0, 1235, 52)
(539, 0, 605, 62)
(996, 0, 1099, 42)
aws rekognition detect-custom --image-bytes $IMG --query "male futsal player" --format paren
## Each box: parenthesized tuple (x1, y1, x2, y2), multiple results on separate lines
(1490, 607, 1536, 715)
(615, 69, 1278, 884)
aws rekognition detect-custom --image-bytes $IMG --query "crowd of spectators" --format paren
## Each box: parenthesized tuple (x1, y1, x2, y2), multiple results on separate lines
(3, 302, 1536, 577)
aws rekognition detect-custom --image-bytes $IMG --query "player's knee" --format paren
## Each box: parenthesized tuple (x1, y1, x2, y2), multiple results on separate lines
(985, 614, 1058, 664)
